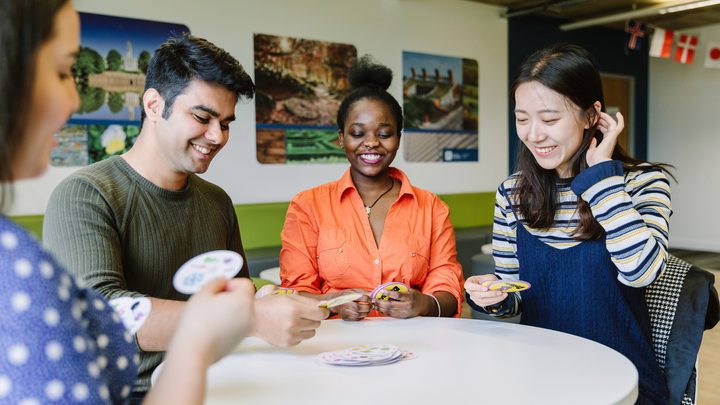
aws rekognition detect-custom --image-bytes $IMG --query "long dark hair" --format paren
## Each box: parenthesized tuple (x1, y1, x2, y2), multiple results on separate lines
(510, 43, 673, 239)
(0, 0, 70, 211)
(336, 55, 403, 133)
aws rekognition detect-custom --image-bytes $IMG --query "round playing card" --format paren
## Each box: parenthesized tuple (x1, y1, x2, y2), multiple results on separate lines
(487, 279, 531, 293)
(173, 250, 244, 294)
(371, 282, 409, 302)
(109, 296, 152, 335)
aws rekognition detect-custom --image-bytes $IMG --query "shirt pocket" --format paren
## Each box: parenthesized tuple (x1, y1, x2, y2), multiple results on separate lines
(316, 228, 350, 286)
(402, 234, 431, 284)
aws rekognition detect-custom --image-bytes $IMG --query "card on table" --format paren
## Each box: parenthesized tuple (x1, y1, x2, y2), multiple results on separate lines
(173, 250, 244, 294)
(109, 296, 151, 335)
(319, 344, 414, 366)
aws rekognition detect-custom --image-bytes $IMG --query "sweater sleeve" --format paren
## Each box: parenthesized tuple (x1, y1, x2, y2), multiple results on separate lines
(571, 160, 672, 287)
(492, 184, 520, 281)
(43, 176, 140, 300)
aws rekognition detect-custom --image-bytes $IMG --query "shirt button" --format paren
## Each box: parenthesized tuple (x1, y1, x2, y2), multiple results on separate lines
(373, 259, 380, 265)
(338, 248, 343, 253)
(411, 252, 416, 257)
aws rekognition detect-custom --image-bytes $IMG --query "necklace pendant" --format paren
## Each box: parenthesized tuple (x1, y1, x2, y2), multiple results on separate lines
(365, 206, 371, 216)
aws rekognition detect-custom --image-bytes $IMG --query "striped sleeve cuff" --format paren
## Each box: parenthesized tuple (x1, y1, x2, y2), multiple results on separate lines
(570, 160, 623, 197)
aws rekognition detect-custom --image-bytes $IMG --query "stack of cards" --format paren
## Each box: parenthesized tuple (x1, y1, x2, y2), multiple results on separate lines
(319, 344, 414, 367)
(481, 279, 531, 292)
(370, 282, 409, 303)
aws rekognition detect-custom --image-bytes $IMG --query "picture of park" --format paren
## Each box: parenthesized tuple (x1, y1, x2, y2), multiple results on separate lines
(51, 13, 188, 167)
(254, 33, 356, 164)
(70, 13, 188, 124)
(402, 51, 479, 162)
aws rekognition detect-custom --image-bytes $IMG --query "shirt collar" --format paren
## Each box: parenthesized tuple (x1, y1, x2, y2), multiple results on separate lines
(338, 167, 417, 204)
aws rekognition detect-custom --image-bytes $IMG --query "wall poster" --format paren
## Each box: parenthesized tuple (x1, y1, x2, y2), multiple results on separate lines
(402, 51, 479, 162)
(51, 13, 188, 166)
(254, 34, 357, 164)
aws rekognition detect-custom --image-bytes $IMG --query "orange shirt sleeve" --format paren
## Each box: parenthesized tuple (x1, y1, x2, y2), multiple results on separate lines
(420, 197, 465, 317)
(279, 196, 323, 294)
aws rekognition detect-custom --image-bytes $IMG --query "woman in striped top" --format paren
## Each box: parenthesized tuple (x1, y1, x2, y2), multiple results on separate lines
(465, 44, 671, 404)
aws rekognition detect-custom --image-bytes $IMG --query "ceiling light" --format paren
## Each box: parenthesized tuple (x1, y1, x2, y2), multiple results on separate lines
(559, 0, 720, 30)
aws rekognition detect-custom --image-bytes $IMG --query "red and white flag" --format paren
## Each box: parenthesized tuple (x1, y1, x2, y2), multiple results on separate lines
(649, 28, 673, 58)
(675, 34, 699, 64)
(705, 42, 720, 69)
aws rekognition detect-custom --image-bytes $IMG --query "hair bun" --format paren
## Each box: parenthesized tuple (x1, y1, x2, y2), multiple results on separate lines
(348, 54, 393, 91)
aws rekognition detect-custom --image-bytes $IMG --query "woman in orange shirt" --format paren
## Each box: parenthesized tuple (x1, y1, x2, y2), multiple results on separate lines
(280, 56, 464, 321)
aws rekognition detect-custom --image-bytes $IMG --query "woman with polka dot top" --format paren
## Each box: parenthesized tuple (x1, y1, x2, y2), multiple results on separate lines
(0, 1, 256, 404)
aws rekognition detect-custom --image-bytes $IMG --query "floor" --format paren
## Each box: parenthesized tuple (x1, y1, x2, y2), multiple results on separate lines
(461, 249, 720, 404)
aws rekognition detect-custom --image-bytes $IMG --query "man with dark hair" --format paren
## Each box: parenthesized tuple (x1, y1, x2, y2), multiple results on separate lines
(43, 34, 328, 400)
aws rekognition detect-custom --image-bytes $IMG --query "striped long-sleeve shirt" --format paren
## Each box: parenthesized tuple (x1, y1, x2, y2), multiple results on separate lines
(493, 160, 672, 291)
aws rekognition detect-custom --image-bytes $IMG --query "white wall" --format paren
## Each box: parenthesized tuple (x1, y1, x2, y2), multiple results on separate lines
(9, 0, 508, 215)
(649, 23, 720, 252)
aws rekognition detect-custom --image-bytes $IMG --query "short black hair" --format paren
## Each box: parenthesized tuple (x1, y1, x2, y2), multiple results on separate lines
(336, 54, 403, 134)
(142, 34, 255, 123)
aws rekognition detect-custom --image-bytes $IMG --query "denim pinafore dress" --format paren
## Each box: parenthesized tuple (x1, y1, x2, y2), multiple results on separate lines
(502, 186, 668, 404)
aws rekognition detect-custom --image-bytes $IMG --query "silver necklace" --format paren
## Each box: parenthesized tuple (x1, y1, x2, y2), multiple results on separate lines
(364, 179, 394, 217)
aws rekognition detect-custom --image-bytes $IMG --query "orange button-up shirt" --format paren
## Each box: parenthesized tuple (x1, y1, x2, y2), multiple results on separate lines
(280, 167, 464, 316)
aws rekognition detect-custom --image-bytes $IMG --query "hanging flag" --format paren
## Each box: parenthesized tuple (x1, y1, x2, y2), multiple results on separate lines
(705, 42, 720, 69)
(649, 28, 674, 58)
(675, 34, 699, 64)
(625, 20, 647, 51)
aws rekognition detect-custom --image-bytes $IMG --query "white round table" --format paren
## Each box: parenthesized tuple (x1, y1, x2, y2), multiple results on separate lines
(201, 317, 638, 404)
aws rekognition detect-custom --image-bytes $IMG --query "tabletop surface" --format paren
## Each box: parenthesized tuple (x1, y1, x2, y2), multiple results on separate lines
(199, 317, 638, 405)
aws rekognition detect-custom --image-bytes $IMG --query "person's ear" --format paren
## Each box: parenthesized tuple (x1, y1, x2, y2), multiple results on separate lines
(143, 88, 164, 122)
(584, 101, 602, 129)
(337, 130, 344, 148)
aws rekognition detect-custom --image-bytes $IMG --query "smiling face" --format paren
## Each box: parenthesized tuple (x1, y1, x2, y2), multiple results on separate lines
(514, 81, 590, 178)
(151, 79, 237, 175)
(13, 2, 80, 180)
(339, 98, 400, 181)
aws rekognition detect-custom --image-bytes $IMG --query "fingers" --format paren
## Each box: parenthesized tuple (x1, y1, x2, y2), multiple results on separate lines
(195, 277, 230, 296)
(596, 111, 624, 136)
(464, 275, 508, 307)
(615, 112, 625, 130)
(254, 284, 277, 298)
(281, 294, 330, 320)
(337, 300, 371, 321)
(225, 278, 256, 295)
(464, 274, 498, 292)
(468, 291, 507, 308)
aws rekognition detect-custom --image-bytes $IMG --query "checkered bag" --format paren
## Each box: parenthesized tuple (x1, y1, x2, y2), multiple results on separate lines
(645, 254, 694, 404)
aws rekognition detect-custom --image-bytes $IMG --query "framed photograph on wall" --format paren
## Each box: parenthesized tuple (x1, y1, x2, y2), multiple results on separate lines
(51, 13, 188, 166)
(254, 34, 357, 164)
(402, 51, 479, 162)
